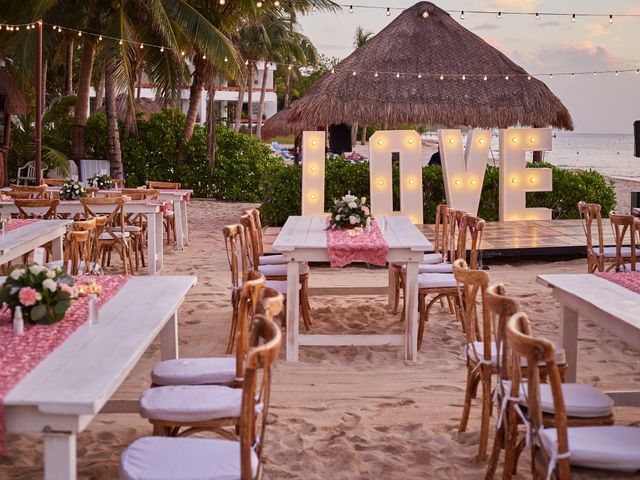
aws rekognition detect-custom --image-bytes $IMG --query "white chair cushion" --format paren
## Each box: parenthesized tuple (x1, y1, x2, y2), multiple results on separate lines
(468, 341, 566, 367)
(99, 231, 130, 240)
(402, 262, 453, 273)
(45, 260, 102, 275)
(265, 280, 288, 294)
(139, 385, 242, 422)
(602, 246, 640, 258)
(418, 273, 457, 289)
(539, 426, 640, 472)
(422, 253, 444, 264)
(120, 436, 258, 480)
(258, 262, 309, 276)
(516, 383, 613, 418)
(124, 225, 143, 232)
(259, 254, 285, 265)
(151, 357, 236, 386)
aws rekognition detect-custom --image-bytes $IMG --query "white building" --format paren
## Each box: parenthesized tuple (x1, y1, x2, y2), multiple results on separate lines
(90, 61, 278, 127)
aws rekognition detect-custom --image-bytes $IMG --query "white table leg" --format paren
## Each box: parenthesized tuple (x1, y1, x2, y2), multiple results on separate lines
(160, 312, 179, 360)
(147, 213, 157, 275)
(286, 261, 300, 362)
(51, 235, 64, 262)
(174, 200, 184, 250)
(404, 262, 419, 361)
(180, 200, 189, 246)
(155, 212, 164, 271)
(560, 305, 578, 382)
(388, 264, 396, 307)
(44, 432, 76, 480)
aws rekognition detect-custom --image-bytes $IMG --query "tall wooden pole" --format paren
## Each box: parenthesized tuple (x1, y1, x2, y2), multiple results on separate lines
(35, 19, 43, 184)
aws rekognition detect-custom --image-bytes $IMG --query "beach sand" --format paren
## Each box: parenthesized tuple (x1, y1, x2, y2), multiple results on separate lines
(1, 180, 640, 479)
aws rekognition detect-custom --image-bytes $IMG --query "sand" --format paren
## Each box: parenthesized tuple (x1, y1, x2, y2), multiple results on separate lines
(1, 181, 640, 479)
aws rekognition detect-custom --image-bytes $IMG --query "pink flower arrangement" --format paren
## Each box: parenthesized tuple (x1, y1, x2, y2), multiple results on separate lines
(18, 287, 38, 307)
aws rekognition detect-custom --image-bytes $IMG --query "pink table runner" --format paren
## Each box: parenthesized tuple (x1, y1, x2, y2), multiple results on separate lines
(0, 274, 132, 453)
(595, 272, 640, 295)
(3, 219, 40, 233)
(327, 219, 389, 268)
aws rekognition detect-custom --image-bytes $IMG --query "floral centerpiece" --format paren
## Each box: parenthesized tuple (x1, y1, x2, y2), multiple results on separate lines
(328, 192, 372, 229)
(59, 180, 87, 200)
(0, 264, 76, 324)
(88, 174, 113, 190)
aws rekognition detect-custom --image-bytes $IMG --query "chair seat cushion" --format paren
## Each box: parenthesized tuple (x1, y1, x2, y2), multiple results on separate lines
(539, 426, 640, 472)
(258, 262, 309, 277)
(45, 260, 102, 275)
(120, 436, 258, 480)
(418, 273, 457, 289)
(601, 246, 640, 258)
(151, 357, 236, 386)
(99, 231, 130, 240)
(124, 225, 143, 232)
(516, 383, 613, 418)
(259, 254, 285, 265)
(468, 341, 566, 367)
(163, 210, 174, 218)
(402, 262, 453, 273)
(139, 385, 242, 422)
(422, 253, 444, 264)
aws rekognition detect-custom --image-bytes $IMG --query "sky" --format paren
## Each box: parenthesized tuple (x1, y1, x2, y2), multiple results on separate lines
(297, 0, 640, 134)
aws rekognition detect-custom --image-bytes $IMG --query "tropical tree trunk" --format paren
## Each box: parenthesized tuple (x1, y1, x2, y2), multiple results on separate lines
(95, 67, 105, 110)
(256, 63, 269, 141)
(233, 81, 245, 132)
(179, 57, 206, 161)
(64, 40, 74, 96)
(246, 63, 254, 137)
(207, 77, 218, 169)
(284, 68, 292, 109)
(105, 67, 123, 179)
(71, 38, 96, 162)
(360, 125, 367, 145)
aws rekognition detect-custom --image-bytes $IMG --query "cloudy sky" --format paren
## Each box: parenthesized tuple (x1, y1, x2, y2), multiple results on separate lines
(298, 0, 640, 134)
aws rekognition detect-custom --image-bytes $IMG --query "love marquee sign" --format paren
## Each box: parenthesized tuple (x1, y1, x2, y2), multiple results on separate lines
(301, 128, 553, 223)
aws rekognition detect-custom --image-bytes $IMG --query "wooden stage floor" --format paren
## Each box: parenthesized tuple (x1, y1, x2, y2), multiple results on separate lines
(263, 219, 614, 259)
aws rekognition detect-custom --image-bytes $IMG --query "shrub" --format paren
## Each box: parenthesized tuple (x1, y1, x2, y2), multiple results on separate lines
(259, 160, 616, 226)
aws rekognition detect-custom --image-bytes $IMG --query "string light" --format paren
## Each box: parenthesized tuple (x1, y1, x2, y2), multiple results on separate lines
(396, 72, 400, 78)
(349, 5, 353, 13)
(460, 11, 464, 20)
(160, 47, 164, 52)
(497, 11, 502, 19)
(609, 14, 614, 23)
(422, 11, 428, 18)
(571, 14, 576, 22)
(461, 74, 466, 80)
(439, 74, 444, 80)
(274, 0, 280, 6)
(417, 73, 422, 79)
(312, 3, 317, 12)
(374, 72, 378, 77)
(483, 75, 487, 81)
(535, 12, 540, 19)
(386, 7, 390, 16)
(256, 1, 262, 7)
(219, 0, 226, 4)
(98, 35, 103, 41)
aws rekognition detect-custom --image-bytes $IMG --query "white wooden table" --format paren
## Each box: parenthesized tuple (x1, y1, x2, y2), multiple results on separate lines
(273, 215, 432, 362)
(0, 201, 164, 275)
(0, 219, 70, 265)
(3, 275, 197, 480)
(537, 274, 640, 405)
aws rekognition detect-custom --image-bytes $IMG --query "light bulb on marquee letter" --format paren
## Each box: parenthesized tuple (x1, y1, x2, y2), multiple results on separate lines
(369, 130, 423, 224)
(439, 129, 491, 216)
(301, 131, 326, 215)
(499, 128, 553, 221)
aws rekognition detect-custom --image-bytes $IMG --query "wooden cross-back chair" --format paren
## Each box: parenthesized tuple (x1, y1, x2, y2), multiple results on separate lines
(223, 224, 251, 354)
(120, 188, 159, 270)
(240, 212, 312, 331)
(120, 315, 282, 480)
(504, 313, 637, 480)
(146, 180, 181, 189)
(10, 184, 48, 199)
(14, 199, 60, 219)
(578, 202, 623, 273)
(66, 218, 99, 275)
(608, 212, 637, 272)
(81, 197, 134, 274)
(245, 208, 286, 266)
(42, 178, 67, 186)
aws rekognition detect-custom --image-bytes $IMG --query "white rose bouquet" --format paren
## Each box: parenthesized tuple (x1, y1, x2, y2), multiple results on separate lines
(328, 192, 372, 229)
(0, 264, 76, 324)
(88, 174, 113, 190)
(59, 180, 87, 200)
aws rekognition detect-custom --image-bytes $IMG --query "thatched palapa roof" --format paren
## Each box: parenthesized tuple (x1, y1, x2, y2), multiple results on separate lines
(0, 69, 29, 115)
(261, 107, 313, 140)
(275, 1, 572, 133)
(95, 95, 164, 121)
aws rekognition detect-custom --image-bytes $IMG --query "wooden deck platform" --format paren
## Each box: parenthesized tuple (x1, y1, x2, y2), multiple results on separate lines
(263, 219, 615, 259)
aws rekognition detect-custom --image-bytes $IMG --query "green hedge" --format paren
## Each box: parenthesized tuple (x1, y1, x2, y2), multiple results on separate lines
(259, 159, 616, 226)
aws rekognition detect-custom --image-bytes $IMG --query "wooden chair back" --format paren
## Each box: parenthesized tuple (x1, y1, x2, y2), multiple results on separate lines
(63, 230, 91, 275)
(80, 197, 126, 239)
(609, 211, 636, 271)
(485, 283, 520, 380)
(122, 188, 159, 200)
(42, 178, 68, 186)
(14, 199, 60, 219)
(506, 312, 570, 480)
(241, 314, 282, 479)
(452, 259, 491, 360)
(85, 187, 99, 198)
(245, 208, 265, 257)
(458, 214, 485, 269)
(234, 271, 266, 381)
(443, 208, 464, 263)
(223, 224, 250, 289)
(10, 184, 48, 199)
(578, 201, 604, 257)
(433, 204, 451, 259)
(146, 180, 181, 190)
(70, 218, 97, 272)
(240, 213, 261, 269)
(112, 178, 124, 189)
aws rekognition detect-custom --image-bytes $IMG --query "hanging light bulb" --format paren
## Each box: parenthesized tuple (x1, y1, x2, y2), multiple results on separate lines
(274, 0, 280, 6)
(57, 27, 62, 32)
(245, 59, 249, 65)
(422, 11, 429, 18)
(571, 14, 576, 22)
(312, 3, 317, 12)
(352, 70, 356, 76)
(396, 72, 400, 78)
(417, 73, 422, 79)
(386, 7, 390, 16)
(483, 75, 487, 81)
(460, 11, 464, 20)
(535, 12, 540, 19)
(181, 50, 186, 56)
(571, 72, 575, 77)
(160, 47, 165, 53)
(98, 35, 103, 41)
(52, 25, 57, 30)
(615, 71, 619, 76)
(636, 69, 639, 74)
(331, 68, 335, 74)
(77, 30, 82, 36)
(505, 75, 509, 80)
(497, 11, 502, 19)
(593, 72, 597, 76)
(119, 39, 123, 45)
(609, 14, 613, 24)
(462, 74, 466, 80)
(139, 43, 144, 49)
(256, 1, 263, 7)
(219, 0, 225, 4)
(349, 5, 353, 13)
(202, 54, 206, 59)
(549, 73, 553, 78)
(374, 72, 379, 78)
(439, 74, 444, 80)
(287, 64, 292, 70)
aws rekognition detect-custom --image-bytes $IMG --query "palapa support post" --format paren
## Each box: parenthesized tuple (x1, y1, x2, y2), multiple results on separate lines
(34, 19, 43, 185)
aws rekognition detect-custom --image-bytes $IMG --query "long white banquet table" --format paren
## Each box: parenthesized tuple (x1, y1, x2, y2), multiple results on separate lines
(3, 275, 197, 479)
(0, 201, 164, 275)
(273, 215, 433, 362)
(0, 219, 70, 265)
(538, 273, 640, 405)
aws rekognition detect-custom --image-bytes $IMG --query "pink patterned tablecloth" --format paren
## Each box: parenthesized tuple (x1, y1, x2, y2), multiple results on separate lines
(3, 219, 40, 233)
(327, 219, 389, 268)
(0, 275, 132, 454)
(595, 272, 640, 295)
